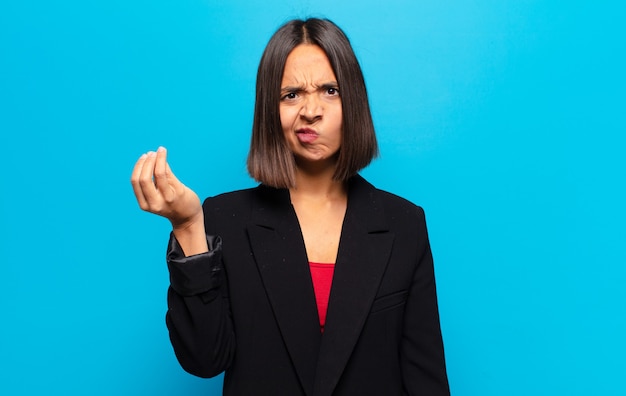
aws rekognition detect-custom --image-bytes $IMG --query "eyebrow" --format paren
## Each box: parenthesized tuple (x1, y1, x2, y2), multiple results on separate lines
(280, 81, 339, 93)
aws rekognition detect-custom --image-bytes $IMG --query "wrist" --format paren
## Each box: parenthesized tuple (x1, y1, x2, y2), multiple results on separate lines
(172, 212, 209, 256)
(171, 211, 204, 233)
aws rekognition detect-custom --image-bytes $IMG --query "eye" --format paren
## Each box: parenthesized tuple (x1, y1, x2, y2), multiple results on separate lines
(281, 91, 298, 101)
(326, 87, 339, 96)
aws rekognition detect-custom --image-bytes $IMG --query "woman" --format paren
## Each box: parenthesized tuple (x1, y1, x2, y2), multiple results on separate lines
(131, 18, 450, 396)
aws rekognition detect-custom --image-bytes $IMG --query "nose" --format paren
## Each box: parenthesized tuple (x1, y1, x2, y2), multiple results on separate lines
(299, 93, 322, 122)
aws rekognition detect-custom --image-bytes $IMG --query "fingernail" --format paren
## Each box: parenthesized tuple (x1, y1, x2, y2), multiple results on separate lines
(140, 154, 147, 159)
(147, 151, 156, 157)
(157, 146, 166, 152)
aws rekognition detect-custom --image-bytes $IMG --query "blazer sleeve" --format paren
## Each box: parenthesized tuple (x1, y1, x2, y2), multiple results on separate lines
(401, 207, 451, 395)
(165, 232, 235, 378)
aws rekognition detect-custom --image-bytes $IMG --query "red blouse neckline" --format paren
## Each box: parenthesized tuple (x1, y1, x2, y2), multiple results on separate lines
(309, 262, 335, 332)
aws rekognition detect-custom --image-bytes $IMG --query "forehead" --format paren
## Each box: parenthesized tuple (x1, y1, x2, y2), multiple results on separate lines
(282, 44, 336, 83)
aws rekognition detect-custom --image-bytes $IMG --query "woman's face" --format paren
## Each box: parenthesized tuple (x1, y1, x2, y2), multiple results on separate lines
(280, 44, 343, 168)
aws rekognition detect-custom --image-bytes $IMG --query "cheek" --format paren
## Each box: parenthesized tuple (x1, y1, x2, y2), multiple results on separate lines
(279, 107, 295, 131)
(331, 108, 343, 129)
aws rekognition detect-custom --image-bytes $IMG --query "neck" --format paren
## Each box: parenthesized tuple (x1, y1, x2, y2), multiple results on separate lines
(290, 165, 347, 201)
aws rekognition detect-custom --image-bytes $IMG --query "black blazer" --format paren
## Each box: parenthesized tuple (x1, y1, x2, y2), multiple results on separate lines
(166, 175, 449, 396)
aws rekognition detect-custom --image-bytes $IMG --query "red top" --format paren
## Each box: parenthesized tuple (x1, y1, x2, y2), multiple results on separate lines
(309, 262, 335, 332)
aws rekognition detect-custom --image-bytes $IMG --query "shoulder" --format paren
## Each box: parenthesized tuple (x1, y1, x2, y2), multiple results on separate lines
(201, 184, 289, 219)
(202, 186, 257, 209)
(351, 175, 431, 258)
(351, 175, 426, 221)
(377, 189, 426, 221)
(203, 184, 287, 206)
(201, 184, 290, 236)
(200, 187, 260, 235)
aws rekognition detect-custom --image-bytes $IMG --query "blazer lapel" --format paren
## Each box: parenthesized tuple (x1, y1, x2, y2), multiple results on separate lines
(313, 176, 395, 396)
(246, 185, 321, 396)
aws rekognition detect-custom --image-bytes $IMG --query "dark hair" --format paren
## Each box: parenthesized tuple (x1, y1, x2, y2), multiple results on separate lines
(247, 18, 378, 188)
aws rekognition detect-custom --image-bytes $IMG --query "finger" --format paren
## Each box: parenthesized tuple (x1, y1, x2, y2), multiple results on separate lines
(164, 160, 187, 204)
(153, 146, 170, 198)
(165, 161, 181, 185)
(130, 154, 150, 209)
(138, 151, 161, 206)
(155, 147, 180, 204)
(130, 153, 147, 187)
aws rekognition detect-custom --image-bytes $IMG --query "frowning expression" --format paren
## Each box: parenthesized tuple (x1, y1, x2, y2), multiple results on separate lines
(280, 44, 343, 167)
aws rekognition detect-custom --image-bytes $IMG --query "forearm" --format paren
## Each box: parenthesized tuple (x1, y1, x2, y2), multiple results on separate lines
(167, 287, 235, 378)
(166, 234, 235, 377)
(172, 213, 209, 256)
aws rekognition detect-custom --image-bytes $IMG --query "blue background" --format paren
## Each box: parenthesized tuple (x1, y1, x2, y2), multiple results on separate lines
(1, 1, 624, 395)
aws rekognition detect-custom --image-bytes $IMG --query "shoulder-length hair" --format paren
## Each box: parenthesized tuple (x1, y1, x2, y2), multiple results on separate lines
(247, 18, 378, 189)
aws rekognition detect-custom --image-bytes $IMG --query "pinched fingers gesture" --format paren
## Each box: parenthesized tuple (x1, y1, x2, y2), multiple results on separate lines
(130, 147, 202, 228)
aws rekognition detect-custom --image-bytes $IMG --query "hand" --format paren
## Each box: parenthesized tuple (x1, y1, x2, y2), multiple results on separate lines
(130, 147, 202, 230)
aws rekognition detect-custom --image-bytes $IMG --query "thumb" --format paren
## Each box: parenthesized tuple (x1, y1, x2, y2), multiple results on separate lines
(165, 161, 182, 186)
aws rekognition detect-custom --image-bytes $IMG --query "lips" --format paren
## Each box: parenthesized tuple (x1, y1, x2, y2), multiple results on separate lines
(295, 128, 319, 144)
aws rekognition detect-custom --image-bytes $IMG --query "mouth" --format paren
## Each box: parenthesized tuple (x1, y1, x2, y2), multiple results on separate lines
(295, 128, 319, 144)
